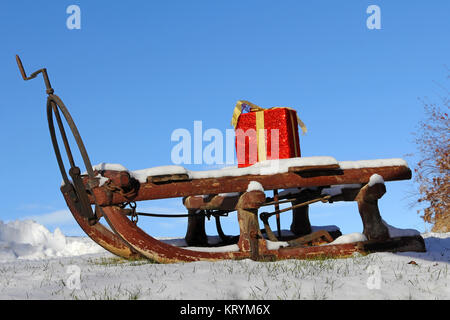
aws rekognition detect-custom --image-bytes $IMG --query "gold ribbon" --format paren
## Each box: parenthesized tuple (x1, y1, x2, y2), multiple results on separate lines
(255, 111, 267, 161)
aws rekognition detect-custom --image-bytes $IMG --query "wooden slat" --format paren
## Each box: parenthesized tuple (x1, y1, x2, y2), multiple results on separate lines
(184, 194, 240, 211)
(288, 164, 341, 173)
(146, 174, 190, 184)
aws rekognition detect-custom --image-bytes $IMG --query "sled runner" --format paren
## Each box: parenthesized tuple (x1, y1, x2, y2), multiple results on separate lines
(16, 55, 426, 263)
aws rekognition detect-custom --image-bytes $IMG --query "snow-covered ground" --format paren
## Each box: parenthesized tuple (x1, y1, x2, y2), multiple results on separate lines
(0, 219, 449, 300)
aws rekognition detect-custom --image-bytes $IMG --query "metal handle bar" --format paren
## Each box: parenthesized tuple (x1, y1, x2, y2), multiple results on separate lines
(16, 55, 54, 94)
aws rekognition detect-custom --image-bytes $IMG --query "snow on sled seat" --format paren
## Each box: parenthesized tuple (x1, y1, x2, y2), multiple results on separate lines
(86, 157, 411, 206)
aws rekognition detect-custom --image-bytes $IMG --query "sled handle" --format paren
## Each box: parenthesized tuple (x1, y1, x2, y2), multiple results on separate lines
(16, 54, 54, 94)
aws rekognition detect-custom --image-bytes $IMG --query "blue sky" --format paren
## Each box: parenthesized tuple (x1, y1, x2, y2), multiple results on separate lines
(0, 1, 448, 237)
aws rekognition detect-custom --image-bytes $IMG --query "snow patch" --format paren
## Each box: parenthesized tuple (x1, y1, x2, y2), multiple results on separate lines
(184, 244, 240, 253)
(246, 181, 264, 192)
(328, 232, 367, 245)
(131, 165, 188, 183)
(368, 174, 384, 187)
(338, 158, 408, 169)
(266, 240, 289, 250)
(324, 222, 420, 246)
(92, 156, 338, 182)
(95, 174, 109, 187)
(93, 163, 128, 172)
(0, 220, 105, 262)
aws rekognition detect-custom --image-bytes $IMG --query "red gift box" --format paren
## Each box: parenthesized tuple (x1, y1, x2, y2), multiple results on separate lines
(232, 101, 306, 168)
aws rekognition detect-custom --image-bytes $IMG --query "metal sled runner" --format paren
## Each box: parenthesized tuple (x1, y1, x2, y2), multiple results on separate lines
(17, 55, 426, 263)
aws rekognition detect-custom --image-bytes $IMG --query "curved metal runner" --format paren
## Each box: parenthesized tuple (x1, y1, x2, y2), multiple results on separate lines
(101, 205, 250, 263)
(61, 185, 140, 259)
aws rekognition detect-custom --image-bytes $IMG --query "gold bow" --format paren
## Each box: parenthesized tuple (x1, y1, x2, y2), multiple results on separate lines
(231, 100, 307, 135)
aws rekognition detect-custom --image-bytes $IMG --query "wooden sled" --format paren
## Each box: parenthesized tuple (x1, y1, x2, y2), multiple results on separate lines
(17, 55, 426, 263)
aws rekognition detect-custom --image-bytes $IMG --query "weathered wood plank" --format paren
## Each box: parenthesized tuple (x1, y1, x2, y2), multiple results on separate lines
(146, 174, 190, 184)
(288, 164, 341, 173)
(356, 182, 390, 240)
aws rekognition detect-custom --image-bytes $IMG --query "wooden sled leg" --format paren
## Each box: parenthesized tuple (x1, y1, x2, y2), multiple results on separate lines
(354, 179, 426, 252)
(184, 210, 208, 246)
(290, 204, 312, 236)
(355, 181, 390, 240)
(236, 191, 268, 261)
(237, 207, 261, 261)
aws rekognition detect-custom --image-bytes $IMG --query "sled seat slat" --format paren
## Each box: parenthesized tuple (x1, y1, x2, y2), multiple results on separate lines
(288, 163, 341, 173)
(147, 174, 190, 184)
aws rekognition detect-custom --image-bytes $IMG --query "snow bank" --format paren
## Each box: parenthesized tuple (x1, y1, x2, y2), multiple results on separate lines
(0, 232, 448, 300)
(0, 220, 105, 263)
